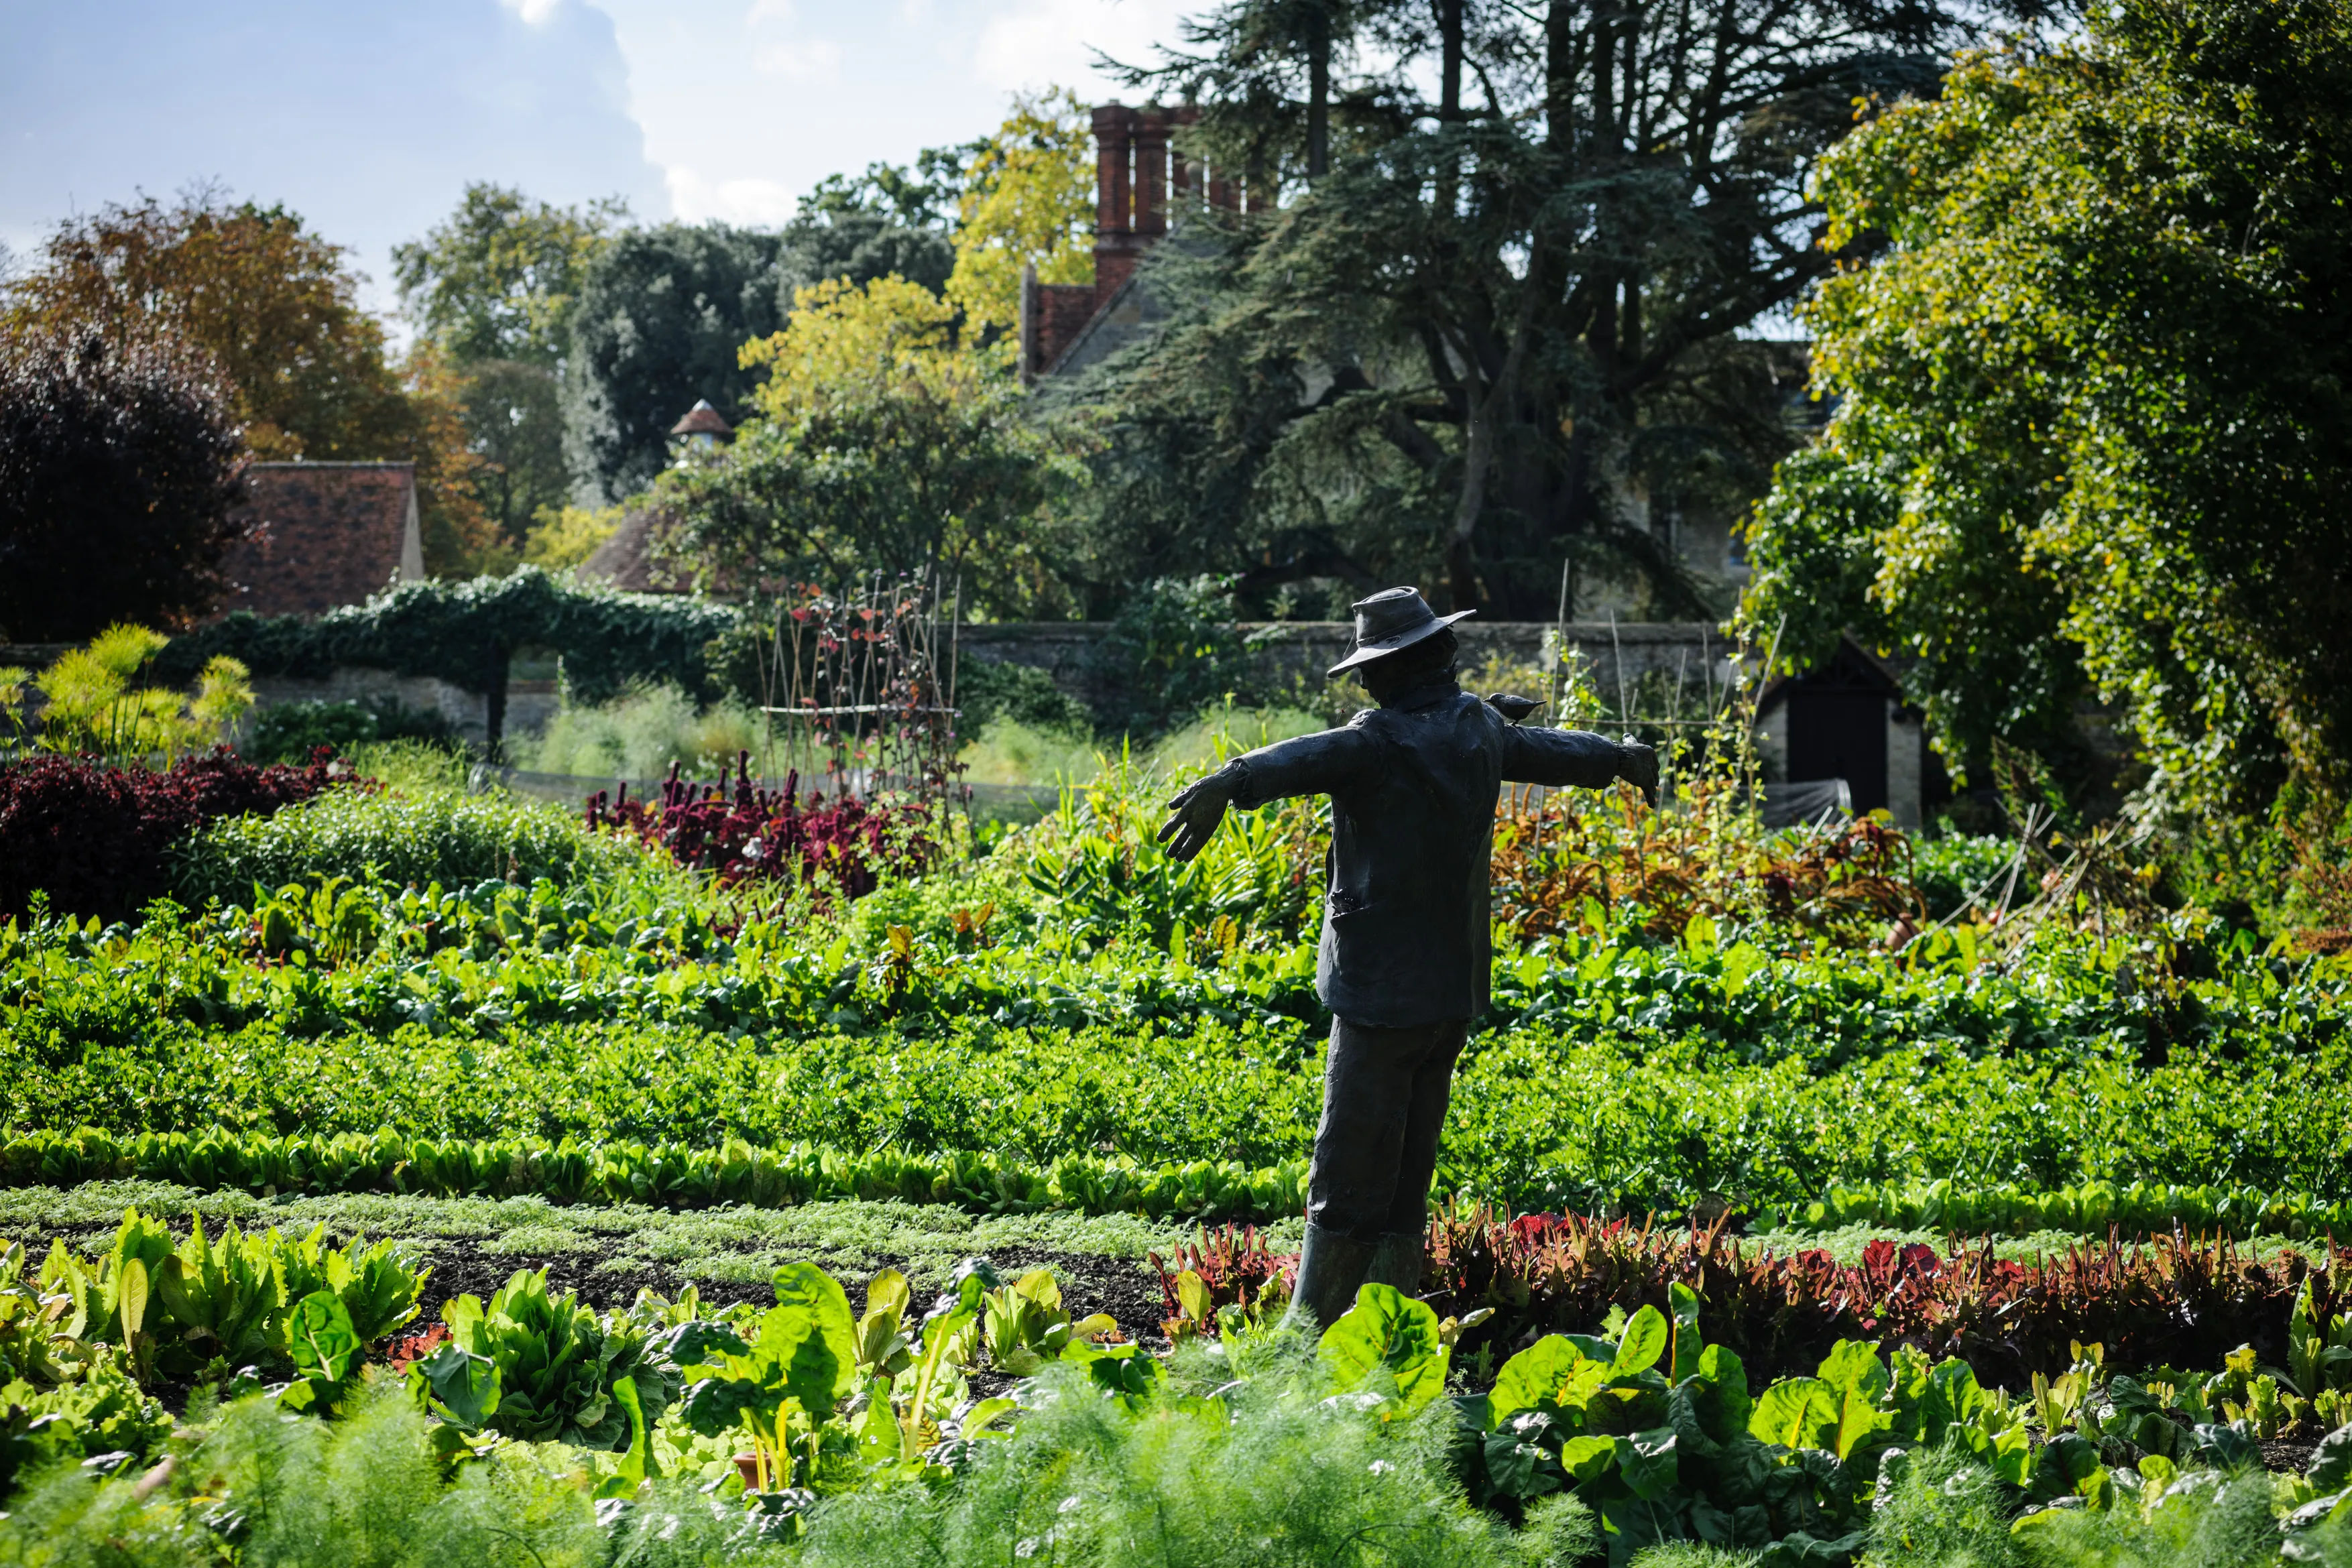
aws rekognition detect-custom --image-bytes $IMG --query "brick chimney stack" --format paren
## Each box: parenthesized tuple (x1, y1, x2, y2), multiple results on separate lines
(1091, 103, 1142, 304)
(1022, 102, 1245, 380)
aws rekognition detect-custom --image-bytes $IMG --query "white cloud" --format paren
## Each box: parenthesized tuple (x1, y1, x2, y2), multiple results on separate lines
(753, 38, 843, 80)
(500, 0, 565, 25)
(663, 166, 798, 227)
(583, 0, 1197, 235)
(973, 0, 1193, 95)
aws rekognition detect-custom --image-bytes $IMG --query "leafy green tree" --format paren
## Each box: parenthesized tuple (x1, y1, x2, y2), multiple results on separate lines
(392, 183, 627, 367)
(654, 276, 1089, 617)
(947, 88, 1097, 341)
(561, 223, 792, 505)
(1742, 0, 2352, 822)
(1074, 0, 1953, 617)
(561, 195, 960, 506)
(393, 184, 628, 550)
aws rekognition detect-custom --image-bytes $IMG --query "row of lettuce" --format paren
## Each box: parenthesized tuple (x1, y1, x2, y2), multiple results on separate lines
(5, 1126, 2351, 1246)
(6, 938, 2349, 1228)
(12, 859, 2337, 1066)
(8, 1209, 2352, 1566)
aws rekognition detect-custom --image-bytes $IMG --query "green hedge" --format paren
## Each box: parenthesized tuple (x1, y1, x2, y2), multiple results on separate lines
(170, 782, 643, 906)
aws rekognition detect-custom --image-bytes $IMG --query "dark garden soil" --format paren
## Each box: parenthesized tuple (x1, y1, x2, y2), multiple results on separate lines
(412, 1234, 1170, 1347)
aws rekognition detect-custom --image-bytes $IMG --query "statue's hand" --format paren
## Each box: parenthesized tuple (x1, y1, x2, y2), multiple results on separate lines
(1616, 735, 1660, 808)
(1157, 771, 1236, 863)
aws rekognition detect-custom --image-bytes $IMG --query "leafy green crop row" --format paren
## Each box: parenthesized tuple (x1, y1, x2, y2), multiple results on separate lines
(0, 1128, 1311, 1225)
(18, 848, 2348, 1075)
(8, 1101, 2351, 1242)
(9, 764, 2352, 1234)
(9, 908, 2351, 1220)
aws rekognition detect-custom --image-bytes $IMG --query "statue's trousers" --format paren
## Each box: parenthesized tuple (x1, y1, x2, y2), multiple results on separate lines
(1306, 1016, 1471, 1241)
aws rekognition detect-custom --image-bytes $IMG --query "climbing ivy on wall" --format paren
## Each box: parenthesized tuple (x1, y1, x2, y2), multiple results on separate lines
(153, 568, 743, 739)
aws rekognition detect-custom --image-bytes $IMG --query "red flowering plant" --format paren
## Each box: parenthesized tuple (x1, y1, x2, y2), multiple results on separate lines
(583, 749, 933, 898)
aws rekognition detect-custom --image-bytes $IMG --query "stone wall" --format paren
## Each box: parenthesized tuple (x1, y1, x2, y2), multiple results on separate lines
(954, 620, 1747, 718)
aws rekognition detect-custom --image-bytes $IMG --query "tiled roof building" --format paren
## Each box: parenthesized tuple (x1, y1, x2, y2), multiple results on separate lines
(213, 461, 424, 618)
(1019, 103, 1258, 383)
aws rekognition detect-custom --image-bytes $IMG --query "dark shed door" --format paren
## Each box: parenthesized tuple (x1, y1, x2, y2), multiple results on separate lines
(1786, 686, 1888, 813)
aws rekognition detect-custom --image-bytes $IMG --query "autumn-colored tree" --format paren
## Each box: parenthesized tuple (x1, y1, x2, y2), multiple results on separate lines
(945, 88, 1098, 341)
(3, 190, 495, 574)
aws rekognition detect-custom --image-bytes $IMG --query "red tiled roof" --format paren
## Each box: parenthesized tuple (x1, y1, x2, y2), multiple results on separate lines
(578, 506, 688, 593)
(212, 463, 421, 619)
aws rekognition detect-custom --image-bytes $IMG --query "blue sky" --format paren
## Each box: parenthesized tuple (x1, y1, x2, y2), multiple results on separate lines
(0, 0, 1193, 318)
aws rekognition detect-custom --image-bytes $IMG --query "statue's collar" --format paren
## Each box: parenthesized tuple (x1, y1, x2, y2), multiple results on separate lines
(1380, 678, 1462, 713)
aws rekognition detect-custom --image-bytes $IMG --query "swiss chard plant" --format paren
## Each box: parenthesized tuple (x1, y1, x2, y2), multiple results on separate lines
(1435, 1280, 2120, 1566)
(420, 1268, 672, 1449)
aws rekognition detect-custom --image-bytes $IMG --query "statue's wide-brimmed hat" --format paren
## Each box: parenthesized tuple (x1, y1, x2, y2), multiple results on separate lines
(1327, 587, 1476, 676)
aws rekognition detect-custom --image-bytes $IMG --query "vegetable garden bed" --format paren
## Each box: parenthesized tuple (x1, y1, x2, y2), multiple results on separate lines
(7, 748, 2352, 1561)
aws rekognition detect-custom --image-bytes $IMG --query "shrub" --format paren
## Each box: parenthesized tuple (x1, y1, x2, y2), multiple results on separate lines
(1085, 575, 1269, 739)
(0, 749, 341, 921)
(955, 658, 1092, 737)
(243, 699, 460, 766)
(0, 324, 248, 642)
(174, 778, 639, 904)
(0, 623, 253, 760)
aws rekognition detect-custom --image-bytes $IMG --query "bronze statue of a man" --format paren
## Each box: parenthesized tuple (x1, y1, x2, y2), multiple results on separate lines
(1157, 587, 1658, 1328)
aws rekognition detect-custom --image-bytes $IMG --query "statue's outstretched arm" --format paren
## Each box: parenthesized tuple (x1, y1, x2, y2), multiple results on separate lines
(1158, 727, 1371, 863)
(1503, 725, 1659, 805)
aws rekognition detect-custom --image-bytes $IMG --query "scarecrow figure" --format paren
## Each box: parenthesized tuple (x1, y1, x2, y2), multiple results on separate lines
(1158, 587, 1658, 1328)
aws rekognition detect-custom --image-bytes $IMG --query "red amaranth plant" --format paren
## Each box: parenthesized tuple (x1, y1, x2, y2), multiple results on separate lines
(1157, 1207, 2348, 1384)
(1421, 1206, 2349, 1390)
(584, 750, 932, 898)
(0, 747, 349, 922)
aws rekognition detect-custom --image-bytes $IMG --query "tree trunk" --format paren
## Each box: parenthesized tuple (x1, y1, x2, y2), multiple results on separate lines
(1435, 0, 1463, 216)
(1439, 0, 1462, 119)
(1446, 241, 1547, 611)
(1307, 4, 1332, 178)
(484, 641, 510, 761)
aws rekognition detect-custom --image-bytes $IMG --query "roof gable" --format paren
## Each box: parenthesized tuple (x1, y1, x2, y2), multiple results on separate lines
(213, 462, 422, 619)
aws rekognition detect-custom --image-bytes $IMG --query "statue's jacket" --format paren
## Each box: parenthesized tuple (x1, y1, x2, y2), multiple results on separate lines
(1225, 681, 1622, 1030)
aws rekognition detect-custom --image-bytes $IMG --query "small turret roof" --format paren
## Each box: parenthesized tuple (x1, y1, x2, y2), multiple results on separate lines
(669, 399, 732, 437)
